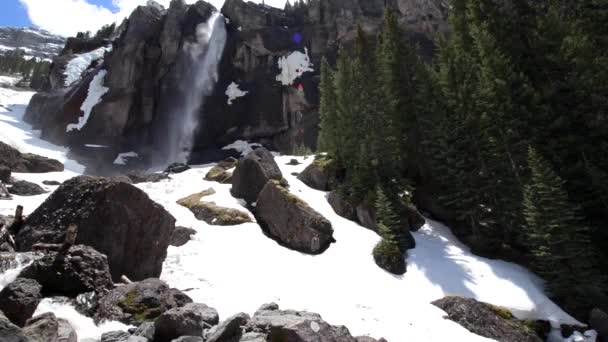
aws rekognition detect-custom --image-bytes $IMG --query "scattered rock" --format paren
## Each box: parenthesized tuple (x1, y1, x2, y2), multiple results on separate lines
(590, 308, 608, 341)
(0, 310, 30, 342)
(0, 165, 11, 183)
(205, 158, 237, 184)
(297, 157, 337, 191)
(126, 172, 170, 184)
(256, 180, 335, 254)
(95, 278, 192, 326)
(170, 227, 197, 247)
(0, 141, 64, 173)
(19, 245, 113, 297)
(133, 321, 155, 340)
(164, 163, 190, 174)
(0, 278, 42, 327)
(206, 312, 250, 342)
(42, 180, 61, 186)
(177, 191, 251, 226)
(15, 176, 176, 282)
(231, 148, 282, 203)
(23, 312, 59, 342)
(8, 181, 46, 196)
(154, 303, 219, 342)
(432, 296, 542, 342)
(327, 191, 357, 221)
(249, 304, 357, 342)
(287, 159, 300, 166)
(100, 331, 130, 342)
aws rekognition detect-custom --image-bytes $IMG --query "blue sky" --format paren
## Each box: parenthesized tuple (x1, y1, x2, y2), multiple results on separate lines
(0, 0, 285, 36)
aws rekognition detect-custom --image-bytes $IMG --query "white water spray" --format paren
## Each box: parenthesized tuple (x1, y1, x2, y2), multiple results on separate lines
(168, 11, 227, 164)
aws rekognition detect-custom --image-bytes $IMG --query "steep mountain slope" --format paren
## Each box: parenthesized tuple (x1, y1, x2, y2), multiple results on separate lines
(0, 27, 66, 60)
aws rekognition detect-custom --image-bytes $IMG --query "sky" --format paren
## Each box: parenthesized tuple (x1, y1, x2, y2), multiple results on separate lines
(0, 0, 287, 37)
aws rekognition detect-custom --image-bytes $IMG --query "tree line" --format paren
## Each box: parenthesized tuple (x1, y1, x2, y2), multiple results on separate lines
(317, 1, 607, 320)
(0, 49, 50, 90)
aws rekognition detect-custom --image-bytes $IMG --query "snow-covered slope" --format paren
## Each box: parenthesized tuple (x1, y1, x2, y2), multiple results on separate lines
(0, 27, 65, 61)
(0, 86, 588, 342)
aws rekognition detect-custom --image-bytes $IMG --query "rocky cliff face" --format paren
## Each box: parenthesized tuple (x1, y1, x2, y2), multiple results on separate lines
(23, 0, 447, 173)
(0, 27, 65, 60)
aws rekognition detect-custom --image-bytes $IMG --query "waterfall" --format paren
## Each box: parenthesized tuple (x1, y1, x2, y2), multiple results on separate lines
(166, 11, 227, 165)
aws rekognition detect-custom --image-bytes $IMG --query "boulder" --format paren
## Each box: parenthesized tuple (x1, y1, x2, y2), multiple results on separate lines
(0, 310, 31, 342)
(126, 172, 170, 184)
(170, 227, 197, 247)
(0, 142, 64, 173)
(95, 278, 192, 326)
(231, 148, 282, 203)
(432, 296, 542, 342)
(590, 308, 608, 341)
(22, 312, 59, 342)
(133, 321, 155, 340)
(15, 176, 176, 282)
(100, 331, 130, 342)
(19, 245, 113, 297)
(372, 239, 407, 275)
(256, 180, 334, 254)
(165, 163, 190, 174)
(205, 157, 237, 184)
(297, 158, 337, 191)
(248, 304, 356, 342)
(0, 165, 11, 183)
(8, 181, 46, 196)
(171, 337, 204, 342)
(57, 318, 78, 342)
(177, 192, 251, 226)
(287, 159, 301, 166)
(327, 191, 357, 221)
(206, 312, 249, 342)
(355, 337, 387, 342)
(41, 180, 61, 186)
(0, 278, 42, 327)
(239, 333, 266, 342)
(154, 303, 220, 342)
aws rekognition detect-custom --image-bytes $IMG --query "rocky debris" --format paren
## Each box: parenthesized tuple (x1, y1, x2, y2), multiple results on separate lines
(0, 278, 42, 327)
(590, 308, 608, 341)
(0, 310, 31, 342)
(95, 278, 192, 326)
(297, 157, 338, 191)
(0, 165, 11, 183)
(19, 245, 113, 297)
(327, 191, 357, 221)
(165, 163, 191, 174)
(42, 180, 62, 186)
(177, 191, 251, 226)
(15, 176, 176, 282)
(170, 227, 197, 247)
(8, 181, 46, 196)
(256, 180, 334, 254)
(126, 172, 170, 184)
(248, 303, 357, 342)
(0, 142, 64, 173)
(205, 157, 238, 184)
(100, 331, 146, 342)
(154, 303, 219, 342)
(231, 148, 282, 203)
(22, 312, 59, 342)
(133, 321, 155, 340)
(432, 296, 543, 342)
(206, 312, 250, 342)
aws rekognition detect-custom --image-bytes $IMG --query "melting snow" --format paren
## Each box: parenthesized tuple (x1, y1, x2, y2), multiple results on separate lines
(276, 47, 314, 85)
(64, 46, 111, 87)
(113, 151, 139, 165)
(222, 140, 261, 156)
(66, 70, 109, 132)
(225, 82, 248, 105)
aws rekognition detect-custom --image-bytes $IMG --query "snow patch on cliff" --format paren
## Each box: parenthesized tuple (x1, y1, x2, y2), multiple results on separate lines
(66, 70, 109, 132)
(113, 151, 139, 165)
(222, 140, 261, 156)
(276, 47, 313, 85)
(226, 82, 248, 105)
(64, 46, 111, 86)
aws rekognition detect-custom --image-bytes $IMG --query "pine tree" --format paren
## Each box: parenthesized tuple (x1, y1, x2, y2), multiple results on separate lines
(373, 186, 406, 274)
(317, 58, 338, 154)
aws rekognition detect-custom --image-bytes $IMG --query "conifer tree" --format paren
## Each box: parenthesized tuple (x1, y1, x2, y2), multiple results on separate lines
(317, 58, 338, 154)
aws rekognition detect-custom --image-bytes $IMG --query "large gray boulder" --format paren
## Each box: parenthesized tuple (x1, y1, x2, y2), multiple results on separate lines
(95, 278, 192, 326)
(206, 312, 249, 342)
(56, 318, 77, 342)
(432, 296, 543, 342)
(154, 303, 220, 342)
(19, 245, 113, 297)
(0, 142, 64, 173)
(0, 278, 42, 327)
(0, 311, 31, 342)
(8, 181, 46, 196)
(297, 157, 339, 191)
(231, 148, 283, 203)
(256, 180, 334, 254)
(22, 312, 59, 342)
(248, 304, 356, 342)
(15, 176, 176, 282)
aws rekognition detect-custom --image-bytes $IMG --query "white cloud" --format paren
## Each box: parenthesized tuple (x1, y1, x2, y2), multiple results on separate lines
(19, 0, 288, 37)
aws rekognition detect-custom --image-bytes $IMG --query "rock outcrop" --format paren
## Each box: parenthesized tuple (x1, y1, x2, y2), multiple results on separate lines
(231, 148, 283, 203)
(95, 278, 192, 326)
(256, 180, 334, 254)
(15, 176, 176, 282)
(0, 142, 64, 173)
(0, 278, 42, 327)
(19, 245, 113, 297)
(8, 181, 46, 196)
(432, 296, 543, 342)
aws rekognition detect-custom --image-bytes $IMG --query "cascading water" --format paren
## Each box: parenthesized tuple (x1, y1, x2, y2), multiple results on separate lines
(165, 11, 227, 165)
